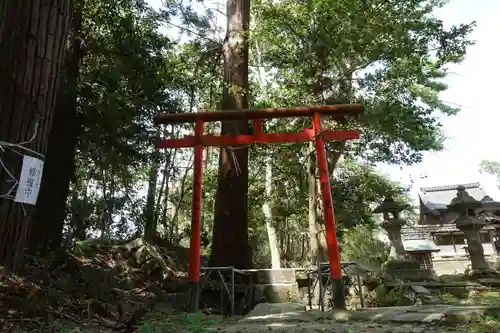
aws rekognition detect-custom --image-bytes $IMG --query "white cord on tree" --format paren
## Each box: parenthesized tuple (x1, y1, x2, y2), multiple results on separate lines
(0, 118, 44, 201)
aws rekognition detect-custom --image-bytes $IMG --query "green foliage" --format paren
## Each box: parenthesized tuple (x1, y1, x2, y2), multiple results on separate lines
(458, 318, 500, 333)
(239, 0, 474, 265)
(341, 224, 389, 268)
(73, 240, 94, 256)
(52, 0, 473, 269)
(252, 0, 475, 164)
(479, 160, 500, 188)
(182, 312, 218, 333)
(67, 0, 215, 240)
(135, 312, 218, 333)
(333, 161, 408, 229)
(60, 328, 83, 333)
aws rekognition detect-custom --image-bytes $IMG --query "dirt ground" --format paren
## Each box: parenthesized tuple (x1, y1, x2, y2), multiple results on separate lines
(1, 239, 499, 333)
(0, 238, 192, 332)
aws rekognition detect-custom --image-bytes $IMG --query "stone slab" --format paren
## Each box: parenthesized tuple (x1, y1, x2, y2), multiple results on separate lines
(211, 322, 457, 333)
(242, 303, 500, 326)
(410, 286, 431, 295)
(443, 305, 500, 324)
(240, 302, 306, 323)
(391, 312, 444, 323)
(385, 281, 481, 287)
(478, 278, 500, 286)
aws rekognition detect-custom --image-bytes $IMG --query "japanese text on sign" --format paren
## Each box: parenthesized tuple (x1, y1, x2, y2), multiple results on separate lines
(14, 155, 44, 205)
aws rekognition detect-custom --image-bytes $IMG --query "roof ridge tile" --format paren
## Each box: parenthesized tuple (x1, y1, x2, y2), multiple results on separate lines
(420, 182, 481, 193)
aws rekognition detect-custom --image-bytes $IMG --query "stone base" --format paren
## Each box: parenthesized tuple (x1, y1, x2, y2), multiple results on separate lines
(254, 284, 301, 303)
(382, 258, 436, 282)
(466, 268, 500, 279)
(382, 258, 421, 270)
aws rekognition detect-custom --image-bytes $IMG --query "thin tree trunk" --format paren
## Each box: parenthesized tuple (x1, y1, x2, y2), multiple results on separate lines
(307, 143, 319, 262)
(160, 150, 175, 227)
(155, 165, 167, 225)
(262, 155, 280, 269)
(72, 152, 89, 241)
(158, 126, 179, 226)
(210, 0, 252, 269)
(169, 157, 194, 236)
(144, 127, 160, 240)
(255, 40, 279, 268)
(98, 161, 114, 240)
(300, 233, 306, 261)
(155, 148, 175, 226)
(0, 0, 73, 272)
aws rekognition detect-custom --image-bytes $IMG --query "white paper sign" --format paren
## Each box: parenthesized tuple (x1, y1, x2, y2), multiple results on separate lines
(14, 155, 44, 205)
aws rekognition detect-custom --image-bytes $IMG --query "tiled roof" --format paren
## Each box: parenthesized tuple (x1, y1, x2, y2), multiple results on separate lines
(420, 182, 481, 193)
(402, 225, 497, 236)
(419, 182, 489, 216)
(403, 239, 440, 252)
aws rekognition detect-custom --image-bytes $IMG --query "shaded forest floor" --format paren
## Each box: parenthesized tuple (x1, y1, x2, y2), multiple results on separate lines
(0, 238, 195, 332)
(3, 240, 500, 333)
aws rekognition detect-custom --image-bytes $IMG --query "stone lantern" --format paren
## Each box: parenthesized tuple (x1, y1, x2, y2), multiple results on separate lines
(374, 197, 431, 281)
(447, 185, 494, 276)
(373, 197, 410, 258)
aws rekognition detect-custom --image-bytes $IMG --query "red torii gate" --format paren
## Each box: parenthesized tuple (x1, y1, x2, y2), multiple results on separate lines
(153, 104, 362, 312)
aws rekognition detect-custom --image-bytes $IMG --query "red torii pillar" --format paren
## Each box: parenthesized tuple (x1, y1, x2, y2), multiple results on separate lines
(154, 104, 362, 312)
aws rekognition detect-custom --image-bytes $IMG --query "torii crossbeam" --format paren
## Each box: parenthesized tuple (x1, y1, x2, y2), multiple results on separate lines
(154, 104, 363, 312)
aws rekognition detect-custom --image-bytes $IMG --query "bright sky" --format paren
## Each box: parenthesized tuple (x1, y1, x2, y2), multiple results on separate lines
(147, 0, 500, 201)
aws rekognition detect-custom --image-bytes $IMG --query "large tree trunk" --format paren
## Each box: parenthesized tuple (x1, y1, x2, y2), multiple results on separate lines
(306, 28, 333, 263)
(307, 143, 326, 263)
(210, 0, 252, 269)
(29, 3, 82, 255)
(0, 0, 73, 272)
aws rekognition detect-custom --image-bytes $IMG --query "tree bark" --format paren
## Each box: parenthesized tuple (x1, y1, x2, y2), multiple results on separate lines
(72, 150, 89, 241)
(210, 0, 252, 269)
(144, 127, 160, 240)
(169, 155, 193, 239)
(262, 155, 280, 269)
(29, 2, 82, 255)
(307, 142, 326, 263)
(0, 0, 73, 272)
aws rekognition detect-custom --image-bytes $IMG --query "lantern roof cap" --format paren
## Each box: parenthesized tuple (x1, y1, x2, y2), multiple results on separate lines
(447, 185, 483, 211)
(373, 197, 410, 214)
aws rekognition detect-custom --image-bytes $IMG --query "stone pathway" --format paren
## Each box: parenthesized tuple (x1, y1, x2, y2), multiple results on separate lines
(209, 303, 500, 333)
(218, 321, 450, 333)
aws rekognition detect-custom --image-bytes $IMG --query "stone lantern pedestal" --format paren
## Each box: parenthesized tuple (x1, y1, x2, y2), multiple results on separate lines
(448, 185, 498, 278)
(456, 217, 494, 276)
(381, 219, 406, 258)
(374, 198, 434, 282)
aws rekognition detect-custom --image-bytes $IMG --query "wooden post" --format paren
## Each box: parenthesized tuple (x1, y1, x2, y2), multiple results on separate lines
(187, 119, 205, 313)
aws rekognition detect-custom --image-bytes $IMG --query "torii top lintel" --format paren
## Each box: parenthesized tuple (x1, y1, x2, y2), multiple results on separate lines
(154, 104, 363, 149)
(153, 104, 362, 125)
